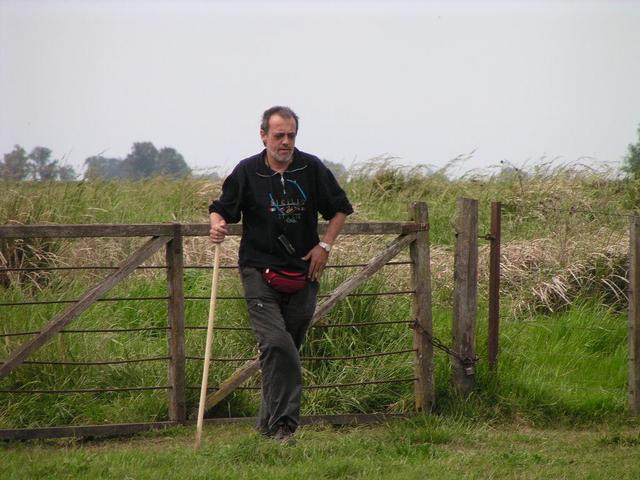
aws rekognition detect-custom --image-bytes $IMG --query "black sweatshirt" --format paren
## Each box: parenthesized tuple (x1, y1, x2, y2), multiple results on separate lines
(209, 148, 353, 272)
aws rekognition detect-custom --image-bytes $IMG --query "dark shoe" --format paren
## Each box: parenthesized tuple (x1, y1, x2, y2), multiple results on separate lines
(273, 425, 296, 446)
(257, 428, 272, 439)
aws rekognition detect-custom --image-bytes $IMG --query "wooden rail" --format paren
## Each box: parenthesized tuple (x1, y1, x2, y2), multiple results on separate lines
(0, 221, 425, 238)
(0, 414, 406, 441)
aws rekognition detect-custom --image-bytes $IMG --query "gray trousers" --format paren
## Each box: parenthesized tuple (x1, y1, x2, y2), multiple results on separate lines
(240, 267, 319, 434)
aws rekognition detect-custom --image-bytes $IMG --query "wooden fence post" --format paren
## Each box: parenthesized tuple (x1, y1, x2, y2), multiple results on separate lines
(629, 215, 640, 415)
(167, 223, 186, 423)
(409, 202, 434, 413)
(452, 198, 478, 395)
(488, 201, 501, 370)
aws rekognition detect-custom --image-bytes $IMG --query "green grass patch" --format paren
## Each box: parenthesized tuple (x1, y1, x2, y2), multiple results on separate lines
(1, 419, 640, 479)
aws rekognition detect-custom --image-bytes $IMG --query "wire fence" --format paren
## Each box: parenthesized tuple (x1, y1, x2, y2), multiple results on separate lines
(0, 201, 635, 436)
(0, 246, 420, 404)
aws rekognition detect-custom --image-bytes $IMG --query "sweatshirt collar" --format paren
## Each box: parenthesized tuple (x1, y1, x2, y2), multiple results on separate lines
(256, 148, 308, 175)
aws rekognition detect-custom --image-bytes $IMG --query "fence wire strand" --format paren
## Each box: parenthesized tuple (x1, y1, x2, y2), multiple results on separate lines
(0, 290, 414, 308)
(0, 320, 410, 338)
(503, 203, 637, 220)
(185, 377, 417, 392)
(0, 386, 171, 394)
(0, 261, 412, 273)
(185, 349, 416, 363)
(0, 356, 170, 366)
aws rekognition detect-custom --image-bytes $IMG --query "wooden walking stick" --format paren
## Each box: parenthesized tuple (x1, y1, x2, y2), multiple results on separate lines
(195, 242, 221, 449)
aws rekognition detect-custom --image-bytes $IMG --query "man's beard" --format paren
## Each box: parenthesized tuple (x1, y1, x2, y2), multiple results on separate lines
(271, 148, 293, 164)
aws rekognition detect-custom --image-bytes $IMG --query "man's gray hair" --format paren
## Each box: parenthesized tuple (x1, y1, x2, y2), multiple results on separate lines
(261, 106, 299, 133)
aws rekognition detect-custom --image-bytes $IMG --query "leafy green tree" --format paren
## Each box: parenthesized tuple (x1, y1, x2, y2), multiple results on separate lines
(1, 145, 29, 180)
(57, 165, 77, 181)
(156, 147, 191, 177)
(28, 147, 58, 180)
(122, 142, 158, 180)
(84, 156, 125, 180)
(1, 145, 76, 181)
(623, 124, 640, 179)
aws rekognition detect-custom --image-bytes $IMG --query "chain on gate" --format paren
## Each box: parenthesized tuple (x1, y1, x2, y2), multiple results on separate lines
(411, 321, 479, 375)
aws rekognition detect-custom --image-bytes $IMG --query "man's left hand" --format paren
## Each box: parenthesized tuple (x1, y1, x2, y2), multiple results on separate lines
(302, 245, 329, 281)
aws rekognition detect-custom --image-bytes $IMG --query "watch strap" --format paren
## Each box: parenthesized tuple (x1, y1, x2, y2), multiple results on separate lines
(318, 241, 332, 253)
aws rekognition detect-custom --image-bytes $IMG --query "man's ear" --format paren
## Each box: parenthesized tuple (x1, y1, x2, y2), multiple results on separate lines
(260, 129, 267, 146)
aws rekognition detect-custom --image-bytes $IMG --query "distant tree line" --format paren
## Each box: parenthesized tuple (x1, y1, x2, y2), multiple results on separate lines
(0, 142, 192, 181)
(84, 142, 191, 180)
(0, 146, 77, 181)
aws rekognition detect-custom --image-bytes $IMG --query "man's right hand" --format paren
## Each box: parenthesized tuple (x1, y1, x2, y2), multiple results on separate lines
(210, 219, 228, 243)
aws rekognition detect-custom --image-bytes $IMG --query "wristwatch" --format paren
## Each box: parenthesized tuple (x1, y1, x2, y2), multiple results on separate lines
(318, 241, 332, 253)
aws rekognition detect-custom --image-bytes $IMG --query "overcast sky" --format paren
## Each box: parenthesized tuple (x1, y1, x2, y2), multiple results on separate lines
(1, 0, 639, 176)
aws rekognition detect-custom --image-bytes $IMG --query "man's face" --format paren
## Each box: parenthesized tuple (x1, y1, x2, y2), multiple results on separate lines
(261, 114, 297, 164)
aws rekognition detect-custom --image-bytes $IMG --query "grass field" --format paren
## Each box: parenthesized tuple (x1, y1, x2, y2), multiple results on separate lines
(2, 418, 640, 479)
(1, 161, 640, 477)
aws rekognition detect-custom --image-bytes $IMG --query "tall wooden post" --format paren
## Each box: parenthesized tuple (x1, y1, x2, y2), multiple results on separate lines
(488, 201, 501, 370)
(629, 215, 640, 415)
(167, 223, 186, 423)
(409, 202, 435, 412)
(452, 198, 478, 396)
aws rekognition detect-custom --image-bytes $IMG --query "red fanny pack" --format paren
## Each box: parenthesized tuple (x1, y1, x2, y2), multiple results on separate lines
(261, 268, 307, 294)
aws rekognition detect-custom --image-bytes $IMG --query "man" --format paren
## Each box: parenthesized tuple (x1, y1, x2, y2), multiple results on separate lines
(209, 106, 353, 443)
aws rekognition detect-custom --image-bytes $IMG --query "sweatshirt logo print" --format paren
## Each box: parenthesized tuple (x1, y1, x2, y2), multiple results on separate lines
(268, 179, 307, 224)
(269, 194, 306, 224)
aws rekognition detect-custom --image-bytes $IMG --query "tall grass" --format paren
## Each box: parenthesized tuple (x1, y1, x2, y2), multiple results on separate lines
(0, 162, 637, 429)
